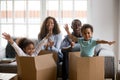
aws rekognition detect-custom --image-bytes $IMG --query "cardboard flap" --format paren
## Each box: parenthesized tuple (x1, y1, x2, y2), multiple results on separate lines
(17, 56, 36, 80)
(69, 52, 80, 80)
(77, 56, 104, 80)
(35, 54, 56, 70)
(69, 52, 80, 58)
(39, 50, 58, 62)
(35, 54, 57, 80)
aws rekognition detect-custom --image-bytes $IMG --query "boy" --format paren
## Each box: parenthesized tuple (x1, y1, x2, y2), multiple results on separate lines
(64, 23, 115, 57)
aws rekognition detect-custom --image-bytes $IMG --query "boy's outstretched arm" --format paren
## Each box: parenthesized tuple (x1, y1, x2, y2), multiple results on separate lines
(64, 24, 78, 42)
(2, 32, 14, 44)
(96, 40, 115, 45)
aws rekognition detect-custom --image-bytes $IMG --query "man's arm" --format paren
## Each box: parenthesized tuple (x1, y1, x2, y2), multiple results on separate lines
(64, 24, 78, 42)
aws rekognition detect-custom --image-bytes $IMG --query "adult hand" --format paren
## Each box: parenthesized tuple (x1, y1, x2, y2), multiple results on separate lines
(70, 41, 75, 48)
(46, 28, 52, 39)
(48, 39, 54, 47)
(64, 24, 69, 33)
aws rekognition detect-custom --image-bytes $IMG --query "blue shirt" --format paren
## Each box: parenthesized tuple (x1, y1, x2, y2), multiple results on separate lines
(39, 33, 63, 58)
(78, 38, 97, 57)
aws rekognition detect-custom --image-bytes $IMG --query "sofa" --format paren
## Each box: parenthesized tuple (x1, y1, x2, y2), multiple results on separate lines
(104, 56, 115, 80)
(0, 47, 17, 73)
(0, 39, 115, 80)
(96, 44, 115, 80)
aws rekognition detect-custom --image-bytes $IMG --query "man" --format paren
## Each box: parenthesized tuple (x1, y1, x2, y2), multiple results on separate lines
(61, 19, 82, 80)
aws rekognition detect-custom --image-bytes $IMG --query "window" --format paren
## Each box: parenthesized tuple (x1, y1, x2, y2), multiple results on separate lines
(0, 0, 87, 47)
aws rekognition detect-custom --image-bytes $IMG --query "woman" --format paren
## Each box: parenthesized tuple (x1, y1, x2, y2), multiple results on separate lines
(38, 16, 63, 59)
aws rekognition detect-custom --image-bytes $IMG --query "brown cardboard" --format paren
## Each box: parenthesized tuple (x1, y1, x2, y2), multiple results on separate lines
(16, 54, 57, 80)
(38, 50, 58, 62)
(69, 52, 104, 80)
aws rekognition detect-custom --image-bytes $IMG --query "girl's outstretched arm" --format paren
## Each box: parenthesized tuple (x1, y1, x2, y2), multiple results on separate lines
(2, 32, 26, 56)
(64, 24, 78, 42)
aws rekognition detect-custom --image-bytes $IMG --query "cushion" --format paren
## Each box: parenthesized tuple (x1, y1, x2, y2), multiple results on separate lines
(95, 44, 114, 56)
(5, 38, 17, 58)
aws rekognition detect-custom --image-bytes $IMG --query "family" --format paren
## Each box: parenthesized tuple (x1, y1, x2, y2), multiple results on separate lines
(2, 16, 115, 80)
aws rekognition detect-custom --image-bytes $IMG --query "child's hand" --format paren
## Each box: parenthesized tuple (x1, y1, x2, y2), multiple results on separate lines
(2, 32, 14, 44)
(2, 32, 11, 40)
(70, 41, 75, 48)
(108, 41, 116, 45)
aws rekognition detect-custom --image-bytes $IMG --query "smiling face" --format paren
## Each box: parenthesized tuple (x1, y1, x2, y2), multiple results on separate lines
(46, 18, 54, 31)
(23, 43, 35, 56)
(82, 28, 93, 41)
(81, 24, 93, 41)
(71, 19, 82, 37)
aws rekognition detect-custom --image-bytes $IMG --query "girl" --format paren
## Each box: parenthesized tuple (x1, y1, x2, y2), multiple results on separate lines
(64, 23, 115, 57)
(2, 31, 52, 56)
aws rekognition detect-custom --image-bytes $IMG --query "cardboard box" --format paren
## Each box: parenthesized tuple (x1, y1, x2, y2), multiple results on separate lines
(38, 50, 58, 62)
(16, 54, 57, 80)
(69, 52, 104, 80)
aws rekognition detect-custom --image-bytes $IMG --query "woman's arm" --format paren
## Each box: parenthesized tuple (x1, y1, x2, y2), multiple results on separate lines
(64, 24, 78, 42)
(34, 37, 48, 55)
(34, 30, 52, 55)
(49, 33, 62, 52)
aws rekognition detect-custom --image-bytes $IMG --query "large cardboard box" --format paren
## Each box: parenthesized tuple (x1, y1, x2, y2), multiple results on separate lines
(69, 52, 104, 80)
(16, 54, 57, 80)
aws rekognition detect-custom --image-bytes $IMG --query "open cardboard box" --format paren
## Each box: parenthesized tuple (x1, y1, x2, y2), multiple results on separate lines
(16, 53, 57, 80)
(69, 52, 104, 80)
(38, 50, 58, 63)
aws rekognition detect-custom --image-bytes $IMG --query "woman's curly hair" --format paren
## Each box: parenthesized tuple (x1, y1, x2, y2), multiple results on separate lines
(38, 16, 61, 40)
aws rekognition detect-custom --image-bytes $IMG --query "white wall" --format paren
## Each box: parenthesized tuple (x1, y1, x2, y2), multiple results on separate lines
(118, 0, 120, 70)
(88, 0, 119, 70)
(119, 0, 120, 58)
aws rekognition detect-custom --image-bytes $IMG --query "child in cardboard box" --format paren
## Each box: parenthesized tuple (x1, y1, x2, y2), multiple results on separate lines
(64, 23, 115, 57)
(2, 30, 52, 56)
